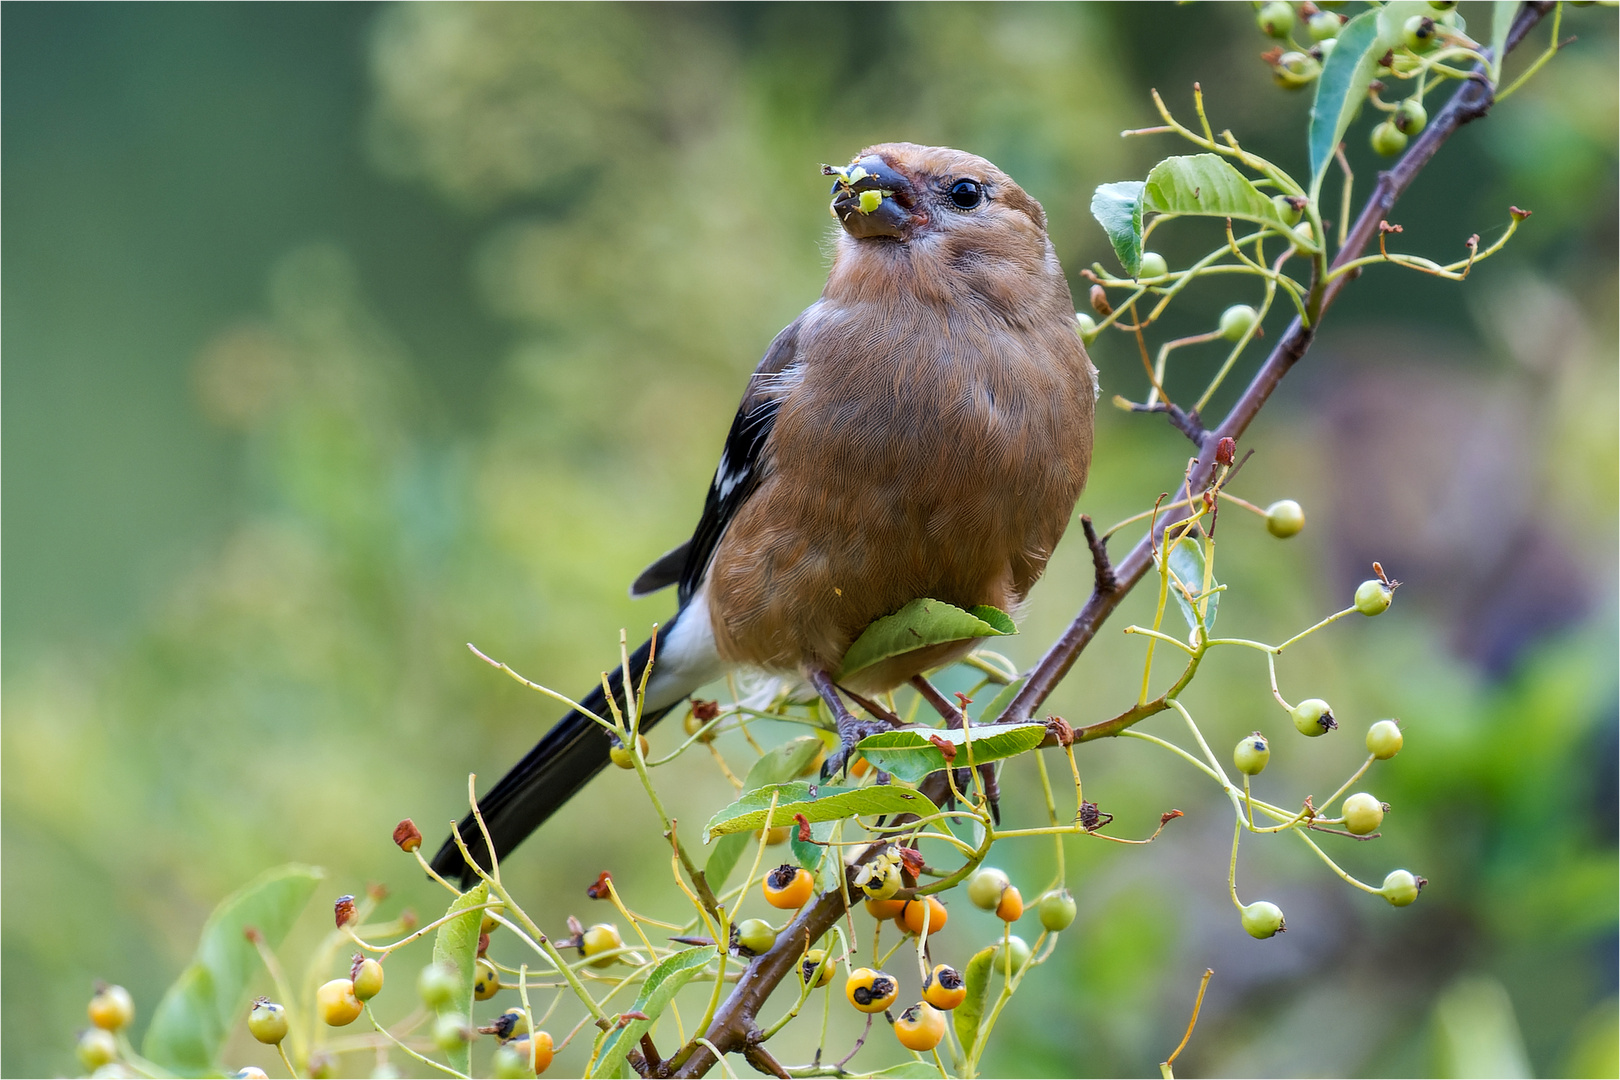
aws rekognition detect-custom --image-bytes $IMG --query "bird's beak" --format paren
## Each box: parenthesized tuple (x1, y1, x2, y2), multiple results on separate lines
(824, 155, 918, 240)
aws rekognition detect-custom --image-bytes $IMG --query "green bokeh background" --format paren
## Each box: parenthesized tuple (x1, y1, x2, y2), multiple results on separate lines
(4, 3, 1616, 1077)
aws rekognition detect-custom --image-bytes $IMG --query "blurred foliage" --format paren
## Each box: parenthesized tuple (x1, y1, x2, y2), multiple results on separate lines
(3, 3, 1615, 1078)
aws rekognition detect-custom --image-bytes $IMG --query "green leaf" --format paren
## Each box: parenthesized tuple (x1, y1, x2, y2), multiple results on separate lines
(590, 946, 717, 1078)
(1141, 155, 1300, 242)
(705, 782, 940, 839)
(432, 882, 489, 1076)
(838, 600, 1015, 682)
(705, 736, 827, 888)
(143, 864, 323, 1076)
(1489, 0, 1517, 84)
(1091, 180, 1145, 277)
(1307, 9, 1381, 198)
(865, 1064, 946, 1079)
(1165, 536, 1219, 636)
(790, 815, 833, 875)
(977, 675, 1028, 725)
(954, 945, 997, 1063)
(854, 722, 1046, 786)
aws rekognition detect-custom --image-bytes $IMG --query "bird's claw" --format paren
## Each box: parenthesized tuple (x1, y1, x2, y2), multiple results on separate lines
(821, 718, 890, 780)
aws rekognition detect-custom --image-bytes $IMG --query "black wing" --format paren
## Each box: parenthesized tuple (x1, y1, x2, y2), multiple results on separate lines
(629, 316, 804, 602)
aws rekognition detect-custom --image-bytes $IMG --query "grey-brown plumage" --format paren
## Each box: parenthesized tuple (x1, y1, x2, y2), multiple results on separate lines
(434, 142, 1095, 884)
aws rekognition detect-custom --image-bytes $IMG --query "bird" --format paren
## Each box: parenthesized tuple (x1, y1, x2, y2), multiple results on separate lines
(432, 143, 1096, 886)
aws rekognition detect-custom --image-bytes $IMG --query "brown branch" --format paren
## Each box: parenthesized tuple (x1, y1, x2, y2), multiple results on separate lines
(669, 7, 1554, 1074)
(1000, 0, 1554, 728)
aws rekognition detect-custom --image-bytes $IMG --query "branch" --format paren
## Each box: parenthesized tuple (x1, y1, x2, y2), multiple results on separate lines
(1000, 0, 1554, 727)
(671, 7, 1555, 1073)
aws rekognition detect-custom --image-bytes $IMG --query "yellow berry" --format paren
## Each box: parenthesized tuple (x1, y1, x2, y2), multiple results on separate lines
(88, 984, 135, 1032)
(894, 1001, 947, 1051)
(474, 958, 501, 999)
(581, 923, 624, 968)
(921, 964, 966, 1010)
(316, 978, 363, 1027)
(248, 999, 289, 1045)
(844, 967, 898, 1013)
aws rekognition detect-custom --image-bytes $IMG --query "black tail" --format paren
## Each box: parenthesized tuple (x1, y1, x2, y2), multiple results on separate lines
(431, 635, 678, 887)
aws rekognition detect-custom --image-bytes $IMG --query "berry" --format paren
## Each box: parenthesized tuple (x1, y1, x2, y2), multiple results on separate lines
(481, 902, 507, 935)
(1381, 869, 1426, 906)
(1273, 194, 1304, 226)
(1403, 14, 1438, 51)
(433, 1013, 470, 1054)
(864, 897, 907, 920)
(316, 978, 363, 1027)
(1218, 304, 1258, 342)
(1343, 792, 1385, 835)
(995, 885, 1024, 922)
(1265, 500, 1305, 538)
(497, 1032, 554, 1077)
(683, 707, 717, 744)
(248, 999, 289, 1045)
(307, 1051, 337, 1079)
(494, 1007, 531, 1040)
(855, 859, 902, 901)
(967, 867, 1010, 911)
(900, 896, 949, 935)
(1241, 901, 1286, 939)
(417, 962, 457, 1009)
(1429, 0, 1458, 8)
(763, 864, 815, 909)
(922, 964, 967, 1010)
(234, 1069, 270, 1079)
(1307, 10, 1343, 40)
(1138, 251, 1169, 280)
(1257, 1, 1296, 38)
(582, 923, 624, 968)
(1366, 719, 1404, 760)
(1076, 312, 1098, 341)
(88, 984, 135, 1032)
(844, 968, 898, 1013)
(608, 734, 649, 769)
(1272, 51, 1320, 89)
(1291, 699, 1337, 737)
(894, 1002, 947, 1052)
(1394, 98, 1428, 135)
(1290, 221, 1317, 253)
(1234, 733, 1271, 776)
(1038, 889, 1078, 932)
(1371, 120, 1407, 157)
(992, 935, 1031, 976)
(77, 1028, 119, 1070)
(1355, 579, 1393, 616)
(474, 958, 501, 1000)
(1314, 36, 1338, 59)
(736, 918, 777, 956)
(351, 957, 385, 1002)
(800, 949, 835, 988)
(753, 825, 791, 846)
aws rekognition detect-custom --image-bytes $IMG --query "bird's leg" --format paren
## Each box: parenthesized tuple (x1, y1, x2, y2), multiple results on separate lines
(909, 674, 998, 822)
(1080, 515, 1118, 594)
(840, 687, 905, 727)
(811, 670, 889, 780)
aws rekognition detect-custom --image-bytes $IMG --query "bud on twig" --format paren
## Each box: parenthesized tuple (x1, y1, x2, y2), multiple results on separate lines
(1089, 284, 1113, 318)
(393, 819, 423, 853)
(1215, 437, 1236, 466)
(333, 895, 357, 929)
(587, 871, 614, 899)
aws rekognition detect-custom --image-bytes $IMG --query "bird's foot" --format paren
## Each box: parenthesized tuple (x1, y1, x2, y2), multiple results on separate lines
(822, 717, 890, 780)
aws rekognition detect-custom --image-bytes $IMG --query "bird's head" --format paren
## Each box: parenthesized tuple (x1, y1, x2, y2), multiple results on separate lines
(822, 143, 1062, 313)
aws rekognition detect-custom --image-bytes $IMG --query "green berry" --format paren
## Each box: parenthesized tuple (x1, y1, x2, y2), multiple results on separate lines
(1355, 579, 1393, 615)
(492, 1045, 530, 1079)
(1138, 251, 1169, 279)
(1038, 889, 1078, 932)
(1307, 10, 1342, 40)
(352, 957, 385, 1001)
(1257, 1, 1296, 38)
(736, 918, 778, 956)
(609, 734, 649, 769)
(1272, 51, 1320, 89)
(1428, 0, 1458, 8)
(1403, 14, 1438, 51)
(433, 1013, 471, 1054)
(234, 1069, 270, 1079)
(1381, 869, 1426, 906)
(1366, 719, 1404, 760)
(1219, 304, 1258, 342)
(1291, 698, 1337, 737)
(248, 1000, 289, 1045)
(1241, 900, 1286, 939)
(1234, 733, 1271, 776)
(1315, 36, 1337, 59)
(417, 962, 458, 1010)
(992, 935, 1032, 976)
(1272, 194, 1303, 227)
(1371, 120, 1408, 157)
(78, 1028, 119, 1070)
(1265, 499, 1305, 538)
(1290, 221, 1317, 253)
(1076, 312, 1098, 341)
(1343, 792, 1385, 835)
(1394, 99, 1428, 135)
(967, 867, 1010, 911)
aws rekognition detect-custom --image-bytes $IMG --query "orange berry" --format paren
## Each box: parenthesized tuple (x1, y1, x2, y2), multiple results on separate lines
(864, 897, 906, 920)
(995, 885, 1024, 922)
(763, 864, 814, 909)
(921, 964, 966, 1010)
(900, 896, 948, 935)
(894, 1001, 946, 1051)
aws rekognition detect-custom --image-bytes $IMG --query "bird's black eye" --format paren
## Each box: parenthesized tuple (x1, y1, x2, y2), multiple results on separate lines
(948, 179, 984, 210)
